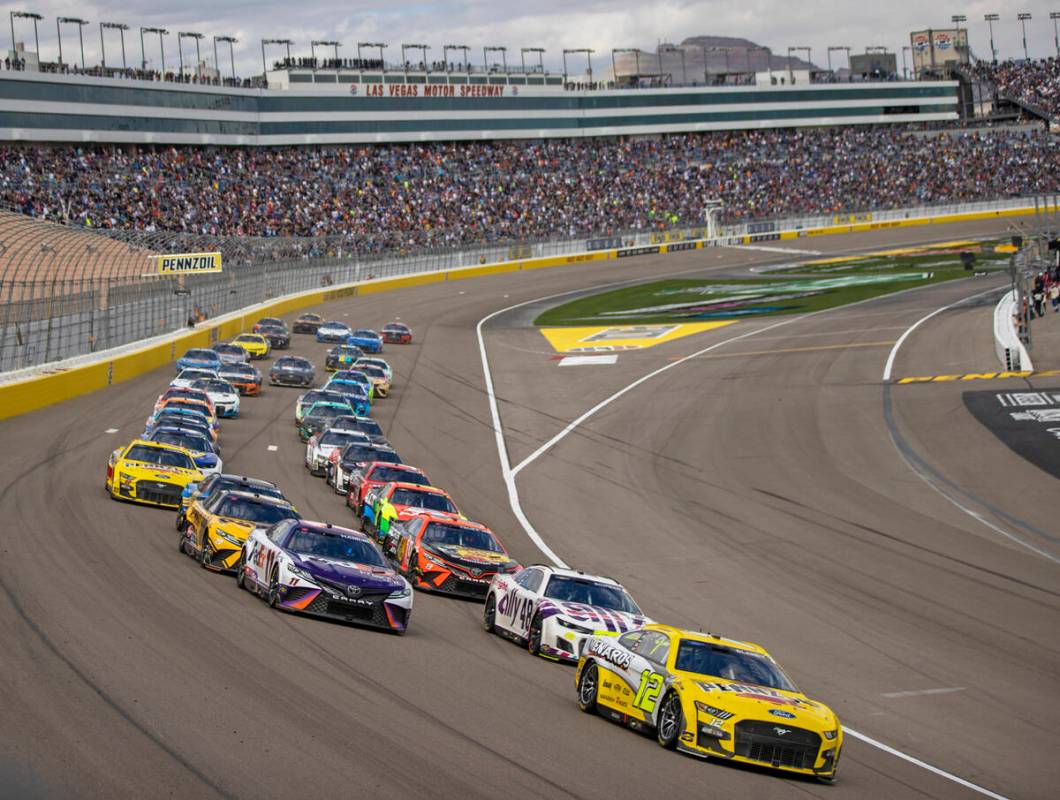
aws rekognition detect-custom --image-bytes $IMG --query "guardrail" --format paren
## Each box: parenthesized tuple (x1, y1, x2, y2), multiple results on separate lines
(993, 289, 1034, 372)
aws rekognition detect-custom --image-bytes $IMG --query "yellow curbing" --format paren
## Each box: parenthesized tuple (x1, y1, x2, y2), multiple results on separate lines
(0, 204, 1039, 421)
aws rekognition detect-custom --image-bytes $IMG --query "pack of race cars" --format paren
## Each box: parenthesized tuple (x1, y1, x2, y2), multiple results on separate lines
(103, 311, 842, 782)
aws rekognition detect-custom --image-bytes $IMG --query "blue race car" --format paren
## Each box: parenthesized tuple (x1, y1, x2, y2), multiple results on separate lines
(322, 379, 371, 416)
(346, 329, 383, 354)
(143, 425, 222, 475)
(176, 348, 223, 372)
(316, 321, 352, 343)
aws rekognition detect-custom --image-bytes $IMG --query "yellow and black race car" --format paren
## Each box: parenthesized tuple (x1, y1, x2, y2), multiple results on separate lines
(179, 489, 300, 572)
(575, 624, 842, 781)
(231, 333, 271, 360)
(106, 439, 204, 508)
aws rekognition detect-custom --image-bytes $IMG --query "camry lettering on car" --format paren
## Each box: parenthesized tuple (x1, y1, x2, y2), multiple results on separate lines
(589, 639, 633, 670)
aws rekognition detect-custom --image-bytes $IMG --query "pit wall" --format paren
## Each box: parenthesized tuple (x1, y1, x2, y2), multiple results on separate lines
(0, 202, 1038, 421)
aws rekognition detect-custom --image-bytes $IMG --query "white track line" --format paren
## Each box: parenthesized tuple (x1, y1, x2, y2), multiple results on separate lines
(476, 278, 1015, 800)
(843, 729, 1009, 800)
(881, 285, 1002, 381)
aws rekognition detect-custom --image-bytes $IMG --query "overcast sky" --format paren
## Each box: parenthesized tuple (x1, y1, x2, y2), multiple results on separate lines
(7, 1, 1059, 75)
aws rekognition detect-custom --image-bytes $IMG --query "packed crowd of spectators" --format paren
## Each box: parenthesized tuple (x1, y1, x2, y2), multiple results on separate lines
(973, 58, 1060, 119)
(0, 126, 1056, 255)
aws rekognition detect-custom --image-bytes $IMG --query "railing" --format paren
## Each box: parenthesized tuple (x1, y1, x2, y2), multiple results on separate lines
(0, 195, 1041, 375)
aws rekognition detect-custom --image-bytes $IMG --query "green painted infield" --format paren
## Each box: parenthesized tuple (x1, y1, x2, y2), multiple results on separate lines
(535, 240, 1010, 327)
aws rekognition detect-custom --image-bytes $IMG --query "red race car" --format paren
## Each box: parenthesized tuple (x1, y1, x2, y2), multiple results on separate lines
(346, 462, 432, 514)
(381, 513, 521, 599)
(380, 322, 412, 344)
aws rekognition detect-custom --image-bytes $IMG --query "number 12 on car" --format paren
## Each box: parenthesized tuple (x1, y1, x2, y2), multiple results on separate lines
(633, 669, 663, 713)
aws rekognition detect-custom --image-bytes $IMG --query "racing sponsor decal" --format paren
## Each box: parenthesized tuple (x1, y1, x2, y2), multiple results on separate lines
(697, 703, 734, 721)
(895, 370, 1060, 384)
(964, 388, 1060, 478)
(538, 322, 734, 354)
(150, 251, 223, 275)
(589, 639, 633, 670)
(616, 246, 661, 258)
(666, 241, 699, 253)
(497, 590, 535, 631)
(697, 682, 799, 706)
(769, 709, 796, 718)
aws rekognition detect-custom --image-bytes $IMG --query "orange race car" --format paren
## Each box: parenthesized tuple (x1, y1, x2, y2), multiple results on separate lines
(381, 513, 521, 600)
(218, 363, 263, 396)
(361, 481, 461, 538)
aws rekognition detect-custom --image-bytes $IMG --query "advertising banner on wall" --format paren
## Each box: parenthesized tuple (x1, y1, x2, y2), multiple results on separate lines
(150, 252, 223, 275)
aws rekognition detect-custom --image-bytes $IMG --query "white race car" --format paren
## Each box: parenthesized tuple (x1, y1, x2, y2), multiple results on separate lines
(353, 357, 393, 384)
(484, 565, 651, 662)
(237, 519, 413, 633)
(190, 377, 241, 418)
(171, 367, 219, 388)
(304, 427, 371, 476)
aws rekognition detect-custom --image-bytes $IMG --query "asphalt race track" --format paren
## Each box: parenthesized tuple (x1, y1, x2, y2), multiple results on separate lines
(1, 219, 1057, 799)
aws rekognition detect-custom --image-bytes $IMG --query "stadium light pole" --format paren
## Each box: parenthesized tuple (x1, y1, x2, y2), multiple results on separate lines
(10, 11, 43, 63)
(1018, 12, 1032, 60)
(521, 47, 545, 75)
(950, 15, 967, 64)
(659, 45, 687, 84)
(100, 22, 129, 71)
(140, 27, 167, 73)
(311, 40, 340, 69)
(443, 44, 469, 72)
(902, 45, 911, 79)
(214, 36, 237, 82)
(57, 17, 88, 69)
(984, 14, 999, 64)
(787, 46, 810, 83)
(826, 45, 850, 77)
(262, 38, 294, 84)
(562, 48, 593, 84)
(483, 46, 507, 73)
(356, 42, 386, 71)
(611, 48, 639, 85)
(179, 32, 203, 79)
(1051, 12, 1060, 58)
(402, 43, 429, 73)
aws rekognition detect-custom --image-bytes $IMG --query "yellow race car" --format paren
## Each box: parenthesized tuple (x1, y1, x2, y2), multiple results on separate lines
(106, 439, 204, 508)
(575, 624, 842, 781)
(231, 333, 271, 360)
(179, 488, 300, 572)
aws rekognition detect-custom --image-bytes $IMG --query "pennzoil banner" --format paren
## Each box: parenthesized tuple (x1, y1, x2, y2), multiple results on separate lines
(152, 252, 223, 275)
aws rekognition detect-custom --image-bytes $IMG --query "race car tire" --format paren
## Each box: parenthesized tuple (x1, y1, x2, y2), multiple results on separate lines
(178, 530, 187, 555)
(577, 662, 600, 715)
(267, 568, 280, 608)
(527, 613, 543, 657)
(657, 692, 683, 750)
(199, 538, 213, 569)
(483, 595, 497, 634)
(235, 551, 247, 590)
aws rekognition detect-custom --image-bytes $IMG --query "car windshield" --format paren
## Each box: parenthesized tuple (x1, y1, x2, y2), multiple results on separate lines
(306, 406, 347, 423)
(276, 358, 308, 368)
(215, 497, 298, 524)
(320, 430, 367, 446)
(214, 481, 284, 501)
(154, 414, 207, 429)
(184, 350, 215, 360)
(326, 384, 368, 399)
(544, 577, 641, 613)
(214, 345, 241, 354)
(371, 466, 426, 484)
(390, 488, 455, 512)
(423, 523, 503, 552)
(286, 528, 387, 566)
(234, 335, 259, 343)
(385, 324, 407, 332)
(151, 431, 211, 453)
(350, 419, 384, 437)
(323, 322, 348, 329)
(125, 444, 195, 470)
(220, 367, 254, 378)
(178, 369, 214, 380)
(162, 402, 208, 416)
(192, 380, 234, 394)
(353, 329, 377, 338)
(674, 641, 797, 692)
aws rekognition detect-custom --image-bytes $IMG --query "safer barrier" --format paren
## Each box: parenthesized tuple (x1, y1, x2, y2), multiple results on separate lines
(993, 289, 1033, 372)
(0, 249, 611, 420)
